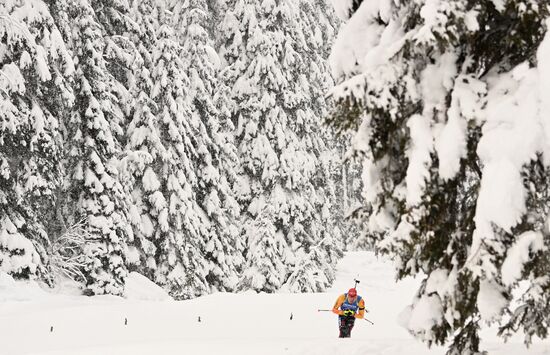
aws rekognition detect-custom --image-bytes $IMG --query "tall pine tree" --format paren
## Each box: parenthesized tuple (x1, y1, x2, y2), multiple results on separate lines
(123, 0, 162, 278)
(56, 0, 132, 295)
(221, 0, 342, 292)
(0, 0, 74, 282)
(169, 0, 243, 292)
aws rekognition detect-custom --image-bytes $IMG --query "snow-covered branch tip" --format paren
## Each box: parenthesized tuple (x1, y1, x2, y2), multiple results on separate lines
(0, 14, 34, 43)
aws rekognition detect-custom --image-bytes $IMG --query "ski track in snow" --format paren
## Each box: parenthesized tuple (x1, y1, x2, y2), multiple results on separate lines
(1, 252, 549, 355)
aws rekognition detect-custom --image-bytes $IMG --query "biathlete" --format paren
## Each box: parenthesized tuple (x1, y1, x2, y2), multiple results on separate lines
(332, 288, 366, 338)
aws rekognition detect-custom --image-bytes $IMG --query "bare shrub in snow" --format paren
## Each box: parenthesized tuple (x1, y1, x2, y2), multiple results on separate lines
(49, 219, 89, 284)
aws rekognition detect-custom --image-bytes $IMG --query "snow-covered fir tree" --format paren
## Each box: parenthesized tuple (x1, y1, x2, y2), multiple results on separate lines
(126, 16, 226, 298)
(328, 0, 550, 353)
(169, 0, 244, 292)
(125, 0, 243, 298)
(330, 136, 365, 251)
(221, 0, 343, 293)
(297, 0, 364, 252)
(123, 0, 163, 280)
(0, 0, 74, 281)
(92, 0, 139, 101)
(55, 0, 132, 296)
(285, 0, 345, 287)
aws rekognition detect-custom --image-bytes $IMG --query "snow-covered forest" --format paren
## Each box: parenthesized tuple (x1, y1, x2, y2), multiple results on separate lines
(3, 0, 550, 354)
(0, 0, 362, 299)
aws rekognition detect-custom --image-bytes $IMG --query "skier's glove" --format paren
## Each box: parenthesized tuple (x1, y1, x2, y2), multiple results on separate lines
(343, 310, 355, 317)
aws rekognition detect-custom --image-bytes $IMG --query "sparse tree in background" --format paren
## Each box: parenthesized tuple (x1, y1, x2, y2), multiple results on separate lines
(298, 0, 363, 252)
(328, 0, 550, 353)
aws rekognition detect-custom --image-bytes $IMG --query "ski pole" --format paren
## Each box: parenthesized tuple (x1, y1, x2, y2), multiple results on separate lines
(321, 308, 374, 323)
(321, 309, 374, 325)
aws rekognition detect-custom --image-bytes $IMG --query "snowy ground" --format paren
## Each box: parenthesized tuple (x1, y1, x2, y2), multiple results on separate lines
(1, 252, 548, 355)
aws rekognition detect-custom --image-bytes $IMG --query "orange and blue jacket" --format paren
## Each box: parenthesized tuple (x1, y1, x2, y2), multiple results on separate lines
(332, 293, 365, 319)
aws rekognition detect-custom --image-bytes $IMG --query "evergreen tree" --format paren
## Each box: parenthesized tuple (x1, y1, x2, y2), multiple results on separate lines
(0, 0, 74, 281)
(92, 0, 137, 101)
(221, 0, 342, 292)
(285, 0, 345, 287)
(328, 0, 550, 353)
(56, 0, 132, 296)
(239, 205, 286, 290)
(126, 19, 217, 299)
(125, 0, 243, 298)
(123, 0, 162, 277)
(169, 0, 243, 292)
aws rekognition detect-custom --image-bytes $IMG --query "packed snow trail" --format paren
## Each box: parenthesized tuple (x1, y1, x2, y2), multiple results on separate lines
(1, 252, 548, 355)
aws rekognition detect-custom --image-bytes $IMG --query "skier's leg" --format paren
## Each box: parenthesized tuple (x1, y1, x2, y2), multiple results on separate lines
(341, 317, 352, 338)
(343, 324, 351, 338)
(347, 318, 355, 338)
(338, 317, 346, 338)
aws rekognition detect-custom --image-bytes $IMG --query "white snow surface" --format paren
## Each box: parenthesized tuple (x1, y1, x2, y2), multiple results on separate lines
(1, 252, 548, 355)
(123, 272, 172, 301)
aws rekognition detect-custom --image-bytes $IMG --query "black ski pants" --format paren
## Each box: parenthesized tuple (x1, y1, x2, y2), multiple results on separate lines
(338, 315, 356, 338)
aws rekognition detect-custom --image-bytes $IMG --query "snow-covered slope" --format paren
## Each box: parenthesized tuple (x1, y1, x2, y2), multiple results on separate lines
(1, 252, 547, 355)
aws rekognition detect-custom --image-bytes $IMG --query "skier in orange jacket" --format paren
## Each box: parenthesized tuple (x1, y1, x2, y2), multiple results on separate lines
(332, 288, 366, 338)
